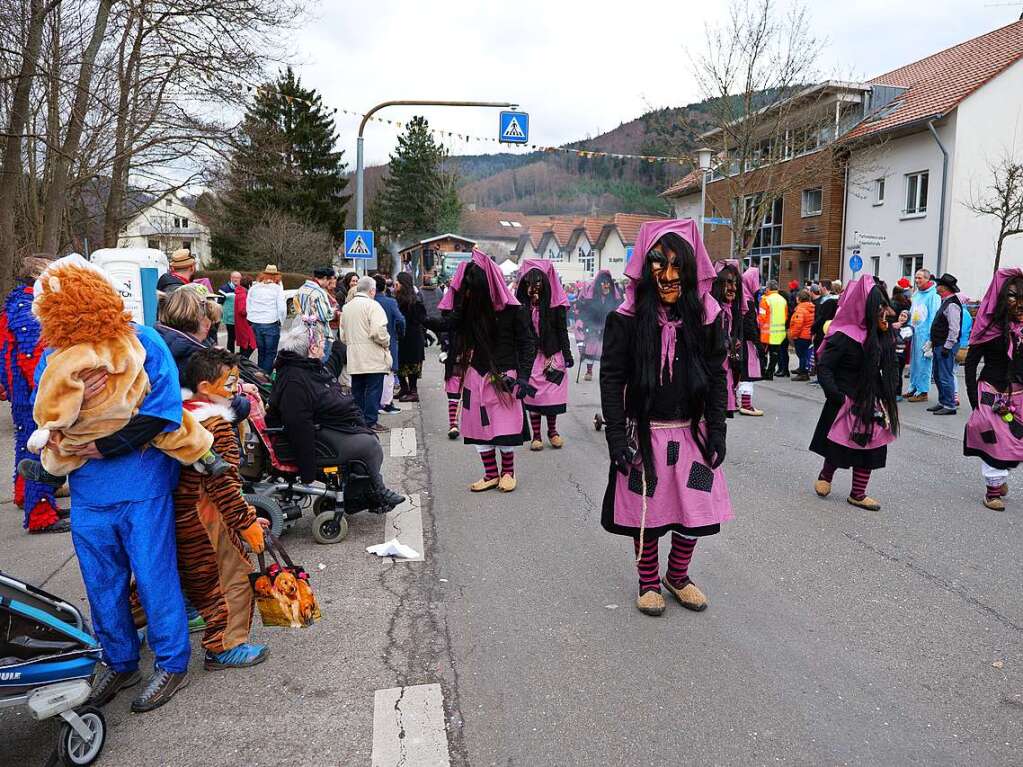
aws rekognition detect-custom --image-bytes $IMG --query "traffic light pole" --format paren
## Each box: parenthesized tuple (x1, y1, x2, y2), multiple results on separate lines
(354, 100, 518, 273)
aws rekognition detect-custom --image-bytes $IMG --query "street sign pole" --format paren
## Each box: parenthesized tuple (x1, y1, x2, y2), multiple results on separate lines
(355, 99, 519, 274)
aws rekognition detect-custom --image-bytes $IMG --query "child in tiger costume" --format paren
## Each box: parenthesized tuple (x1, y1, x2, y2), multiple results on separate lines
(175, 347, 270, 670)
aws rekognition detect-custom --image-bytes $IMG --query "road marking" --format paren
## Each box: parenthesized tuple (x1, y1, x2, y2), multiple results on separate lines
(372, 683, 450, 767)
(390, 427, 417, 457)
(384, 493, 424, 561)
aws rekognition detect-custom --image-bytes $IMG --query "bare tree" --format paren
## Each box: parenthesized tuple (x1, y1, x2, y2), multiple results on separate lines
(965, 151, 1023, 272)
(244, 209, 333, 274)
(655, 0, 857, 263)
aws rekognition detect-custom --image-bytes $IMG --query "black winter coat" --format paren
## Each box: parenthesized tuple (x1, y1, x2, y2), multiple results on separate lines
(530, 305, 573, 362)
(268, 351, 371, 483)
(397, 297, 427, 366)
(155, 324, 210, 385)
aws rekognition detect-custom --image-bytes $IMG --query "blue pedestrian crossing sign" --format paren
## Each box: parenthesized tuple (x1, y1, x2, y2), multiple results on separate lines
(344, 229, 374, 260)
(499, 111, 529, 144)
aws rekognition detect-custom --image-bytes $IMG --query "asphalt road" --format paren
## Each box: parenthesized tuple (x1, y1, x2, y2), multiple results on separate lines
(2, 352, 1021, 766)
(425, 362, 1023, 766)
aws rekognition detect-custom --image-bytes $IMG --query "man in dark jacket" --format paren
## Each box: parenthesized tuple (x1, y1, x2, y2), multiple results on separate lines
(929, 273, 963, 416)
(374, 274, 405, 414)
(158, 249, 195, 293)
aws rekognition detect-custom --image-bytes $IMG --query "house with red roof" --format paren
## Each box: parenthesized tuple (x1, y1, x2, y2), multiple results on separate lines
(662, 19, 1023, 295)
(842, 19, 1023, 295)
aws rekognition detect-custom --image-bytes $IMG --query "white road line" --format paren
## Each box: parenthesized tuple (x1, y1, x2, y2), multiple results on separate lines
(389, 427, 417, 457)
(372, 683, 450, 767)
(384, 493, 424, 562)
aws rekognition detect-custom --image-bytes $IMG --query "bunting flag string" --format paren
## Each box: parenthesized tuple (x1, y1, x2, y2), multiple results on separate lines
(231, 81, 691, 166)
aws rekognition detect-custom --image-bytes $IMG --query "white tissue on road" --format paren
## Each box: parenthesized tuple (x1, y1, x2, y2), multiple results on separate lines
(366, 538, 420, 559)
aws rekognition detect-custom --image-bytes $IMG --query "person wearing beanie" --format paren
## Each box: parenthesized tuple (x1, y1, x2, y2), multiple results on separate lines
(158, 249, 196, 293)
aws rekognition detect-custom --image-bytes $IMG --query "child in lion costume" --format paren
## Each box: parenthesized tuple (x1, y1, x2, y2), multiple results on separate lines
(19, 254, 226, 483)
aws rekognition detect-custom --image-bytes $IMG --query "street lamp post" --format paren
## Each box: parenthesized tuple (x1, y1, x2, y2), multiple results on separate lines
(354, 99, 518, 273)
(696, 147, 714, 237)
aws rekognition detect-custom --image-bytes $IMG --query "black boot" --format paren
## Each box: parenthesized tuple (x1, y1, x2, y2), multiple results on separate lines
(88, 666, 142, 707)
(375, 483, 405, 510)
(130, 668, 189, 713)
(18, 459, 64, 486)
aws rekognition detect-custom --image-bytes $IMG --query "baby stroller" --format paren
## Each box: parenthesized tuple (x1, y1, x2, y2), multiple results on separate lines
(0, 571, 107, 766)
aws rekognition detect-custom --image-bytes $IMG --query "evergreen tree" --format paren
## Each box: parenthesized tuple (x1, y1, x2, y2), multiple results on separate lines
(213, 67, 348, 267)
(376, 116, 462, 241)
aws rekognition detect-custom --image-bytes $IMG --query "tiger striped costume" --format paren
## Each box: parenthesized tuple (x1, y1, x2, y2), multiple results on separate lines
(174, 398, 257, 653)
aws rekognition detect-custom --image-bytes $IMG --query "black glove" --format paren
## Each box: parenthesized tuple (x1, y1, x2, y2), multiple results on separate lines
(705, 431, 726, 469)
(610, 444, 634, 476)
(510, 377, 535, 400)
(564, 350, 575, 368)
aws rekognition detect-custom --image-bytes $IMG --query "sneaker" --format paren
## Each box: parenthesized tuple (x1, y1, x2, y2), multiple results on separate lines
(88, 666, 141, 707)
(376, 488, 405, 509)
(130, 668, 189, 713)
(906, 393, 928, 402)
(932, 407, 957, 415)
(379, 404, 401, 414)
(926, 404, 943, 412)
(188, 614, 206, 634)
(28, 518, 70, 534)
(204, 643, 269, 671)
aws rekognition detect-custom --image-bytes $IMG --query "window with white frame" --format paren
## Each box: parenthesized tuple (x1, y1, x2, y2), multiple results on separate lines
(871, 256, 880, 276)
(904, 171, 928, 215)
(901, 254, 924, 277)
(801, 187, 823, 217)
(873, 178, 885, 205)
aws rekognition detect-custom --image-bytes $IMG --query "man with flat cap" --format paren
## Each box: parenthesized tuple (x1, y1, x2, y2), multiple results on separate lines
(930, 272, 963, 415)
(297, 266, 337, 358)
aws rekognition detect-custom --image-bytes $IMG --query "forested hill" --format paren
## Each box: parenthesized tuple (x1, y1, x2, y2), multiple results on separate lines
(357, 98, 720, 218)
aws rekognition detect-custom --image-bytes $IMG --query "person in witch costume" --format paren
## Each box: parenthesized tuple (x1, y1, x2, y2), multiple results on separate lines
(963, 268, 1023, 511)
(438, 249, 536, 492)
(516, 260, 574, 450)
(810, 276, 900, 511)
(600, 220, 732, 617)
(428, 260, 470, 440)
(736, 266, 765, 416)
(711, 260, 743, 417)
(576, 270, 623, 381)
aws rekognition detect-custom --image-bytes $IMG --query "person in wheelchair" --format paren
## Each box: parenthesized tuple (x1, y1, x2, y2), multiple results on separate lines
(267, 320, 404, 510)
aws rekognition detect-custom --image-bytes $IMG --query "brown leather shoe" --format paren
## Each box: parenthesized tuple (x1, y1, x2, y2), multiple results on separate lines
(738, 407, 764, 417)
(847, 495, 881, 511)
(984, 496, 1006, 511)
(469, 477, 499, 492)
(815, 480, 831, 498)
(88, 666, 142, 707)
(635, 590, 666, 616)
(662, 577, 708, 611)
(130, 668, 189, 713)
(906, 393, 928, 402)
(498, 474, 517, 492)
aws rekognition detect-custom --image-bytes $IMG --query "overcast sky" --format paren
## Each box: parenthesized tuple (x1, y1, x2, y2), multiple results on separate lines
(290, 0, 1020, 167)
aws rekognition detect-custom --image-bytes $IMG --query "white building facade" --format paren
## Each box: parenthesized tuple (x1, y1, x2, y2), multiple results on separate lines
(118, 192, 212, 269)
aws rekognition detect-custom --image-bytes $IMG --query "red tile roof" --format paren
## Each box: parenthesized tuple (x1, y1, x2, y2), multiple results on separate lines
(846, 19, 1023, 140)
(660, 169, 703, 199)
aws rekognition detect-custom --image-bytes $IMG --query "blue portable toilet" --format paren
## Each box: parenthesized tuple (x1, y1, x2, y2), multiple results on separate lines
(90, 248, 168, 326)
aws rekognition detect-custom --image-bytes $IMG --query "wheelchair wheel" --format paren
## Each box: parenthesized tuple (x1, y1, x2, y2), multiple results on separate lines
(244, 494, 284, 538)
(312, 510, 348, 544)
(56, 707, 106, 766)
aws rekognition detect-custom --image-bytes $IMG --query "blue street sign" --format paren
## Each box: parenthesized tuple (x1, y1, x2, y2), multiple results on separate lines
(849, 251, 863, 273)
(705, 216, 733, 226)
(344, 229, 374, 260)
(499, 111, 529, 144)
(625, 246, 634, 263)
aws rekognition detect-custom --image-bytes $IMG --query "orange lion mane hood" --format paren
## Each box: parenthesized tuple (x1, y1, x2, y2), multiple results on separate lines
(34, 255, 135, 349)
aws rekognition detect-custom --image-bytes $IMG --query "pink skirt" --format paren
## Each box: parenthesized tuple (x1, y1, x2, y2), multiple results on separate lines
(459, 367, 526, 447)
(964, 381, 1023, 464)
(445, 373, 462, 399)
(613, 421, 733, 531)
(827, 397, 897, 450)
(724, 361, 737, 413)
(524, 351, 568, 414)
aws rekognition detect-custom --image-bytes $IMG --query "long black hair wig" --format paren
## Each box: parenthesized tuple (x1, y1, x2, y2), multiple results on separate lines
(629, 231, 720, 464)
(454, 263, 501, 381)
(855, 285, 901, 437)
(993, 275, 1023, 353)
(515, 268, 562, 357)
(710, 264, 742, 344)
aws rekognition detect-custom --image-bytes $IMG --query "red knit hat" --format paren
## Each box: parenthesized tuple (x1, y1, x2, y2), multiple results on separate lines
(788, 280, 799, 291)
(897, 277, 911, 289)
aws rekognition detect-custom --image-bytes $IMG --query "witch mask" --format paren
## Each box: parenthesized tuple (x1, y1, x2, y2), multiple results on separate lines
(647, 243, 681, 305)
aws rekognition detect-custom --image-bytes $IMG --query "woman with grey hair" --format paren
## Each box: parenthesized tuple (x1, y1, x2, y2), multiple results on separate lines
(267, 320, 403, 509)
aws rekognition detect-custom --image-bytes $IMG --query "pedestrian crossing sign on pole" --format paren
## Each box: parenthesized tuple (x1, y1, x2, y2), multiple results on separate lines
(499, 111, 529, 144)
(345, 229, 374, 260)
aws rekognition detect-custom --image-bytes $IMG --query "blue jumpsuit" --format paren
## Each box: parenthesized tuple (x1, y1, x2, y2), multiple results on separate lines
(35, 324, 190, 674)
